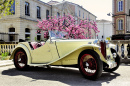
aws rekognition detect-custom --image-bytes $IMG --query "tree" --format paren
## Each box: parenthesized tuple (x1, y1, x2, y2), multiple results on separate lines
(37, 15, 99, 39)
(0, 0, 14, 18)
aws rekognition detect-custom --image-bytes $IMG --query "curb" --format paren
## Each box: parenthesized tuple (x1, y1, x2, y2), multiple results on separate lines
(0, 60, 13, 67)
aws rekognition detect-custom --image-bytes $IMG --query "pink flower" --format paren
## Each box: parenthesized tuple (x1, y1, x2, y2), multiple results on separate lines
(76, 30, 79, 34)
(72, 30, 75, 34)
(37, 14, 100, 39)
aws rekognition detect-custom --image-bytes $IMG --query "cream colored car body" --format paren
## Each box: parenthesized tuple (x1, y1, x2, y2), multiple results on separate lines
(10, 39, 109, 66)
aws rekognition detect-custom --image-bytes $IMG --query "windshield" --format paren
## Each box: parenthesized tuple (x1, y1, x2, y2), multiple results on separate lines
(49, 31, 68, 39)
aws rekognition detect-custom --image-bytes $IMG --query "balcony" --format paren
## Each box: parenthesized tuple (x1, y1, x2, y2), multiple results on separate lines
(116, 30, 124, 34)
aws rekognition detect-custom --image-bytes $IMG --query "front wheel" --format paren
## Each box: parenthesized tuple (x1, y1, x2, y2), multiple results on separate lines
(78, 50, 103, 80)
(14, 50, 28, 71)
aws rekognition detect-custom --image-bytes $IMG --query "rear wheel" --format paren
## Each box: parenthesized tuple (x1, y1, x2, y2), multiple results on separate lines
(14, 50, 28, 71)
(78, 50, 103, 80)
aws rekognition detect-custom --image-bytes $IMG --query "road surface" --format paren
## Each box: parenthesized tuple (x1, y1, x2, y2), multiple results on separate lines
(0, 64, 130, 86)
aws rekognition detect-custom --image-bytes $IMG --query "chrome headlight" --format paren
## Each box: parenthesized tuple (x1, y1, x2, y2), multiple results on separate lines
(112, 53, 117, 58)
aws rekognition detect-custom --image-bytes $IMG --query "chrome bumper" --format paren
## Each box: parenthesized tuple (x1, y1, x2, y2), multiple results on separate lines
(107, 60, 117, 69)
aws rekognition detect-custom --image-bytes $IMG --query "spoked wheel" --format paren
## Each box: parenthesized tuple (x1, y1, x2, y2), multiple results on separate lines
(103, 49, 120, 72)
(78, 50, 103, 80)
(14, 50, 28, 71)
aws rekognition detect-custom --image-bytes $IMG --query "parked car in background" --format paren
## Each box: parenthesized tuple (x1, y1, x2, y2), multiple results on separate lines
(10, 31, 120, 80)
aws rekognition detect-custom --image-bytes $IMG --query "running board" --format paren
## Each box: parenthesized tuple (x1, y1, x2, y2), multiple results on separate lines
(29, 63, 48, 66)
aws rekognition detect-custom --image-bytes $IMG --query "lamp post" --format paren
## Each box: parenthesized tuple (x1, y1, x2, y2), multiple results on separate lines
(107, 13, 114, 16)
(103, 21, 104, 40)
(107, 12, 116, 36)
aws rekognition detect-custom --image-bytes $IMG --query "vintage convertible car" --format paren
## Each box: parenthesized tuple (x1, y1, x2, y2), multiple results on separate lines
(10, 31, 120, 80)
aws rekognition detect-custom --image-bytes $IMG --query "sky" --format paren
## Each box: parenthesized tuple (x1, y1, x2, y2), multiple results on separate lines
(41, 0, 112, 21)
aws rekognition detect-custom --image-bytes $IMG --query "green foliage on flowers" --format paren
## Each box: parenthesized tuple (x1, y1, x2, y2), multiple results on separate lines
(0, 0, 14, 18)
(35, 37, 42, 42)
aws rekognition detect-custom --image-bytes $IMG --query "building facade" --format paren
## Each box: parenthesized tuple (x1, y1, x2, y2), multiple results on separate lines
(50, 1, 97, 39)
(112, 0, 130, 35)
(96, 20, 112, 40)
(0, 0, 97, 42)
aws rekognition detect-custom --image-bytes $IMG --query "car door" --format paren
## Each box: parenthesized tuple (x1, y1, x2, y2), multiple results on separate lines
(31, 41, 59, 64)
(47, 40, 60, 61)
(31, 41, 53, 63)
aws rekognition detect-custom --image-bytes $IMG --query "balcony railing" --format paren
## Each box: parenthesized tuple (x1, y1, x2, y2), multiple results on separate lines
(110, 40, 130, 63)
(0, 42, 18, 55)
(0, 41, 129, 63)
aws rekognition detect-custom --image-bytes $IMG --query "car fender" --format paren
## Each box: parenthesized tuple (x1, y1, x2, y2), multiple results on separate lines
(106, 43, 117, 59)
(10, 43, 32, 65)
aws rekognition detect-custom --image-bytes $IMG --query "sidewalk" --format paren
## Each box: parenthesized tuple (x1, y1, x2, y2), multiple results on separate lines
(0, 60, 13, 67)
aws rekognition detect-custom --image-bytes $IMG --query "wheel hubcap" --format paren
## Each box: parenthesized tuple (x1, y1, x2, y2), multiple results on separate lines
(15, 51, 26, 68)
(80, 54, 97, 76)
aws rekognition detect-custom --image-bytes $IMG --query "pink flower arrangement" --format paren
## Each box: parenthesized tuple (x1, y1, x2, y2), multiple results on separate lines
(37, 15, 99, 39)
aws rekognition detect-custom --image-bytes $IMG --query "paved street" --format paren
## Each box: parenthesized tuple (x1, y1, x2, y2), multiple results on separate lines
(0, 64, 130, 86)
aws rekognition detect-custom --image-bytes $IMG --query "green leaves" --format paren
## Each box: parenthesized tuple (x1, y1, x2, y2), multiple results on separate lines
(2, 52, 9, 57)
(1, 52, 9, 60)
(0, 0, 14, 18)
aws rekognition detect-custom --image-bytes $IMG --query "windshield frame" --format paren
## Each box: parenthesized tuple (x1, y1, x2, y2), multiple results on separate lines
(49, 30, 68, 40)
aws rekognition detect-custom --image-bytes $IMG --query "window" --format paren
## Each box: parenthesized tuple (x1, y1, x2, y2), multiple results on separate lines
(75, 13, 77, 16)
(57, 12, 60, 18)
(46, 10, 49, 19)
(37, 6, 41, 19)
(118, 1, 123, 12)
(83, 13, 84, 18)
(25, 28, 30, 41)
(10, 0, 15, 14)
(129, 9, 130, 16)
(9, 28, 15, 41)
(88, 15, 90, 21)
(79, 10, 80, 17)
(118, 20, 123, 30)
(37, 30, 41, 41)
(25, 2, 30, 16)
(63, 12, 65, 16)
(9, 28, 15, 32)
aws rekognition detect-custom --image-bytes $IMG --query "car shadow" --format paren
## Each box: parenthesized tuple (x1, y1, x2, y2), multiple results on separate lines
(2, 66, 120, 86)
